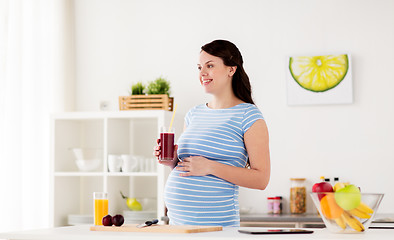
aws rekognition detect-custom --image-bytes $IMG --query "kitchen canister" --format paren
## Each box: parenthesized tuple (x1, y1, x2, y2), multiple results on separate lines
(290, 178, 306, 214)
(273, 196, 283, 214)
(267, 197, 274, 214)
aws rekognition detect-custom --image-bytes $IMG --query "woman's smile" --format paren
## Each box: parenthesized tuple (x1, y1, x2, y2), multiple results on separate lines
(201, 78, 213, 85)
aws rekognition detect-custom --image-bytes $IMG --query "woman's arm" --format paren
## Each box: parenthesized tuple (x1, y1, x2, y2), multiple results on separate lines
(176, 119, 270, 190)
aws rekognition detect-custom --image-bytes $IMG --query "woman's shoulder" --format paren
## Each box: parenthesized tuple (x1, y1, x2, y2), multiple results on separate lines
(239, 102, 255, 108)
(240, 103, 264, 131)
(239, 103, 261, 112)
(241, 103, 264, 119)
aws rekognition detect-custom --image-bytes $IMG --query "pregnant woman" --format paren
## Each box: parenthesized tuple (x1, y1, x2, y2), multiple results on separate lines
(154, 39, 270, 227)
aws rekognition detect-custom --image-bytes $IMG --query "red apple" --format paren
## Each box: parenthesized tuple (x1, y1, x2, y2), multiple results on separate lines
(312, 182, 333, 200)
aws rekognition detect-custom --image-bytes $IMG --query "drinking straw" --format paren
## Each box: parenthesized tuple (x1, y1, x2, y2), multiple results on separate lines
(168, 104, 178, 132)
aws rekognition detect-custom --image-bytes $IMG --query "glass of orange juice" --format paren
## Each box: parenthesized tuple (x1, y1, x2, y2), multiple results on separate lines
(93, 192, 108, 225)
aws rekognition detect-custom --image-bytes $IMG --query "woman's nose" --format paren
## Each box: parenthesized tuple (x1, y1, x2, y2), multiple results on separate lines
(200, 68, 208, 76)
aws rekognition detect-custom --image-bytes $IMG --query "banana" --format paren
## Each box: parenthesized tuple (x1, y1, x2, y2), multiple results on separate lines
(333, 182, 346, 192)
(342, 211, 365, 232)
(356, 202, 374, 214)
(334, 215, 347, 230)
(348, 208, 371, 219)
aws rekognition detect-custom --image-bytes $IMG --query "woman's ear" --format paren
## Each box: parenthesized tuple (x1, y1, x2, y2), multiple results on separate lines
(228, 66, 237, 77)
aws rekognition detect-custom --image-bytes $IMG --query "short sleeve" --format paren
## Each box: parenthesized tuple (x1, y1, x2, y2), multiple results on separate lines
(242, 105, 264, 133)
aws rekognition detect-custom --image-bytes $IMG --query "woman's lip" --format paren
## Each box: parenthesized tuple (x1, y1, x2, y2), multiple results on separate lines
(201, 79, 213, 85)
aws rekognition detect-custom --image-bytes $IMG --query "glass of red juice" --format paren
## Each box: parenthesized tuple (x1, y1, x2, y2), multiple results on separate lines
(160, 128, 175, 161)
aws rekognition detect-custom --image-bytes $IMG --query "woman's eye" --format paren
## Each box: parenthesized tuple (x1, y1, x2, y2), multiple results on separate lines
(207, 64, 213, 68)
(197, 66, 202, 71)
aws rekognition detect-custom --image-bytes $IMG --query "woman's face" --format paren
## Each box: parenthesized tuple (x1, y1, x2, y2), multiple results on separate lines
(198, 51, 236, 95)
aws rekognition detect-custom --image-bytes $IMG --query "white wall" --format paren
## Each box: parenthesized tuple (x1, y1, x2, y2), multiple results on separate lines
(72, 0, 394, 213)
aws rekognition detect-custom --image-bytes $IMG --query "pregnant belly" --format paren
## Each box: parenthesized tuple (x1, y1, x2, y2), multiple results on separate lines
(164, 169, 237, 210)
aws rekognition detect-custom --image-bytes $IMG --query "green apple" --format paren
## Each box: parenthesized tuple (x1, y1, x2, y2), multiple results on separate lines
(334, 184, 361, 210)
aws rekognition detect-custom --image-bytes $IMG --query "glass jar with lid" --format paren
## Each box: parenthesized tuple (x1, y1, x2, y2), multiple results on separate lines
(273, 196, 283, 214)
(267, 197, 274, 214)
(290, 178, 306, 214)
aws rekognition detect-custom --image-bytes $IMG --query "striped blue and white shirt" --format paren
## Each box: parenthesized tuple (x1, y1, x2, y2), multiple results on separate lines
(164, 103, 264, 227)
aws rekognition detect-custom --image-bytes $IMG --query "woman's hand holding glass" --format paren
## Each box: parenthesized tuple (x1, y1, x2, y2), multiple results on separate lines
(154, 139, 179, 168)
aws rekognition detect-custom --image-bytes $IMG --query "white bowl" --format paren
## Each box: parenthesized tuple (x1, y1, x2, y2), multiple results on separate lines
(71, 148, 102, 171)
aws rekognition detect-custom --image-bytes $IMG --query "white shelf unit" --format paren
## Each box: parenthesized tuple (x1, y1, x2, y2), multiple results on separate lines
(50, 110, 173, 227)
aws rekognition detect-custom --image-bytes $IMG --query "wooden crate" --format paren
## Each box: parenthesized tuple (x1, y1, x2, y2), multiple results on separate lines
(119, 94, 174, 111)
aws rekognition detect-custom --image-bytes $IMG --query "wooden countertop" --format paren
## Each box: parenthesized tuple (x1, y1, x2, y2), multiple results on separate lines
(1, 225, 394, 240)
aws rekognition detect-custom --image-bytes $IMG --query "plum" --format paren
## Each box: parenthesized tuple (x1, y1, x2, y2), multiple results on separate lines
(102, 214, 113, 226)
(112, 214, 124, 227)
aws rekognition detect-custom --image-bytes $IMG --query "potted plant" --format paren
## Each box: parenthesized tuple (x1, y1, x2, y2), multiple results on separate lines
(130, 82, 145, 95)
(146, 77, 171, 95)
(119, 77, 174, 111)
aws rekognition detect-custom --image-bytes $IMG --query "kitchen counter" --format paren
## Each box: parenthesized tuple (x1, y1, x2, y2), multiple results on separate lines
(1, 225, 394, 240)
(240, 213, 394, 228)
(241, 213, 323, 227)
(242, 213, 323, 222)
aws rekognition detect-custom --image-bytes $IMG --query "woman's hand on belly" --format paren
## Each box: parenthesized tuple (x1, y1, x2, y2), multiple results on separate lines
(176, 156, 214, 177)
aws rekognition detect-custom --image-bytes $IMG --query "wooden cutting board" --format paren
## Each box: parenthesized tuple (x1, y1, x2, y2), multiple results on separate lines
(90, 224, 222, 234)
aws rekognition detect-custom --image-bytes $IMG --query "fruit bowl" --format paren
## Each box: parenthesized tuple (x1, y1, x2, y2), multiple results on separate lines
(310, 192, 384, 233)
(71, 148, 102, 171)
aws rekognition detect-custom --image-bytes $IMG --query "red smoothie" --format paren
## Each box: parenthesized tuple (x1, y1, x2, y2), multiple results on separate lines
(160, 132, 175, 161)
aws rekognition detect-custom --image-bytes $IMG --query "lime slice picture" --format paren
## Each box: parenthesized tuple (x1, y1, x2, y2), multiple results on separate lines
(289, 54, 349, 92)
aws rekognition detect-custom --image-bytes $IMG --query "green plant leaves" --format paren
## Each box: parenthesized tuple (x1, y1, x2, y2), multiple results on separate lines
(130, 77, 171, 95)
(146, 77, 171, 95)
(131, 82, 145, 95)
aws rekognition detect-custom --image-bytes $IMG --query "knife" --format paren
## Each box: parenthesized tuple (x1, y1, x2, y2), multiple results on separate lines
(137, 219, 159, 228)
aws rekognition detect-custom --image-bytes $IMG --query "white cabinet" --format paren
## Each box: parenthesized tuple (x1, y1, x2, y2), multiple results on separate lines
(50, 111, 173, 227)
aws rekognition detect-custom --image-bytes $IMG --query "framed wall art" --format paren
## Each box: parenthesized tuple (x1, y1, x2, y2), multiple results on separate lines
(286, 54, 353, 105)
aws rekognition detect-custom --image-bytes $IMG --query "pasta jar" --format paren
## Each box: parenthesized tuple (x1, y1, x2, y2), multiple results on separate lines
(290, 178, 306, 214)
